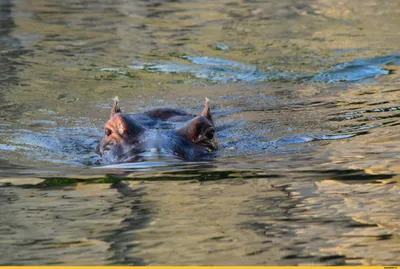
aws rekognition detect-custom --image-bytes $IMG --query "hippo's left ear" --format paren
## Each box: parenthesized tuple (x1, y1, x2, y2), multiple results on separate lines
(111, 96, 121, 116)
(178, 116, 216, 146)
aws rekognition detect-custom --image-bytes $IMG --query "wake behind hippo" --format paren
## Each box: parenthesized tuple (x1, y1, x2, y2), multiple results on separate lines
(97, 97, 217, 163)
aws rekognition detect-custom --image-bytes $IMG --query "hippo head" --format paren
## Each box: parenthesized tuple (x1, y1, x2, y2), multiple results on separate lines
(98, 97, 216, 163)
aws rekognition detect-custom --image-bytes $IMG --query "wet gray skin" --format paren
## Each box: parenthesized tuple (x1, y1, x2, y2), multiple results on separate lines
(98, 97, 216, 163)
(1, 0, 400, 266)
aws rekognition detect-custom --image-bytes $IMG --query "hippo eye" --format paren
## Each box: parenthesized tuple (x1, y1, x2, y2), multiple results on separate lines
(206, 130, 214, 140)
(105, 128, 112, 136)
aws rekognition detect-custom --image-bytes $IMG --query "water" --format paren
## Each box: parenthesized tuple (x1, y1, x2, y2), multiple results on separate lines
(129, 54, 400, 83)
(0, 0, 400, 265)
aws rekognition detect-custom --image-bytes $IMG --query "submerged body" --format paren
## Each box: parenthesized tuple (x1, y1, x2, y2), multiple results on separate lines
(98, 97, 216, 163)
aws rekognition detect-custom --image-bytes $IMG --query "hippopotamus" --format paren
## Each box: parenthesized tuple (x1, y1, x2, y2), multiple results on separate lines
(97, 97, 216, 163)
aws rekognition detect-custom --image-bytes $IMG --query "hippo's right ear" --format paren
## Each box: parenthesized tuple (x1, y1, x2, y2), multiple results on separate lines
(111, 96, 121, 116)
(177, 116, 216, 149)
(201, 97, 213, 125)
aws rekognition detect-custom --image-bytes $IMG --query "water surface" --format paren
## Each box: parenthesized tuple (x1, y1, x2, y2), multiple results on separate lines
(0, 0, 400, 265)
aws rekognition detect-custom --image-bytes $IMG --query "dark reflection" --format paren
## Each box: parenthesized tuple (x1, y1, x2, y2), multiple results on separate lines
(0, 0, 15, 34)
(0, 0, 28, 168)
(14, 168, 282, 188)
(0, 0, 22, 84)
(0, 0, 28, 118)
(104, 181, 149, 265)
(299, 169, 394, 184)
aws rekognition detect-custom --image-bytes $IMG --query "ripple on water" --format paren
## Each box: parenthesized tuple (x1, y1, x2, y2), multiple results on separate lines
(0, 109, 357, 170)
(128, 56, 307, 83)
(127, 54, 400, 84)
(312, 54, 400, 83)
(7, 126, 102, 166)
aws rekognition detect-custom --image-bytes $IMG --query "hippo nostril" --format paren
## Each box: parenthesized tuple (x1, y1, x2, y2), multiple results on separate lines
(102, 140, 115, 152)
(103, 143, 114, 152)
(107, 140, 115, 147)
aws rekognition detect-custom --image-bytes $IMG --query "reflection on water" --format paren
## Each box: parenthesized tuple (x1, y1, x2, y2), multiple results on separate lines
(0, 0, 25, 120)
(0, 0, 400, 265)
